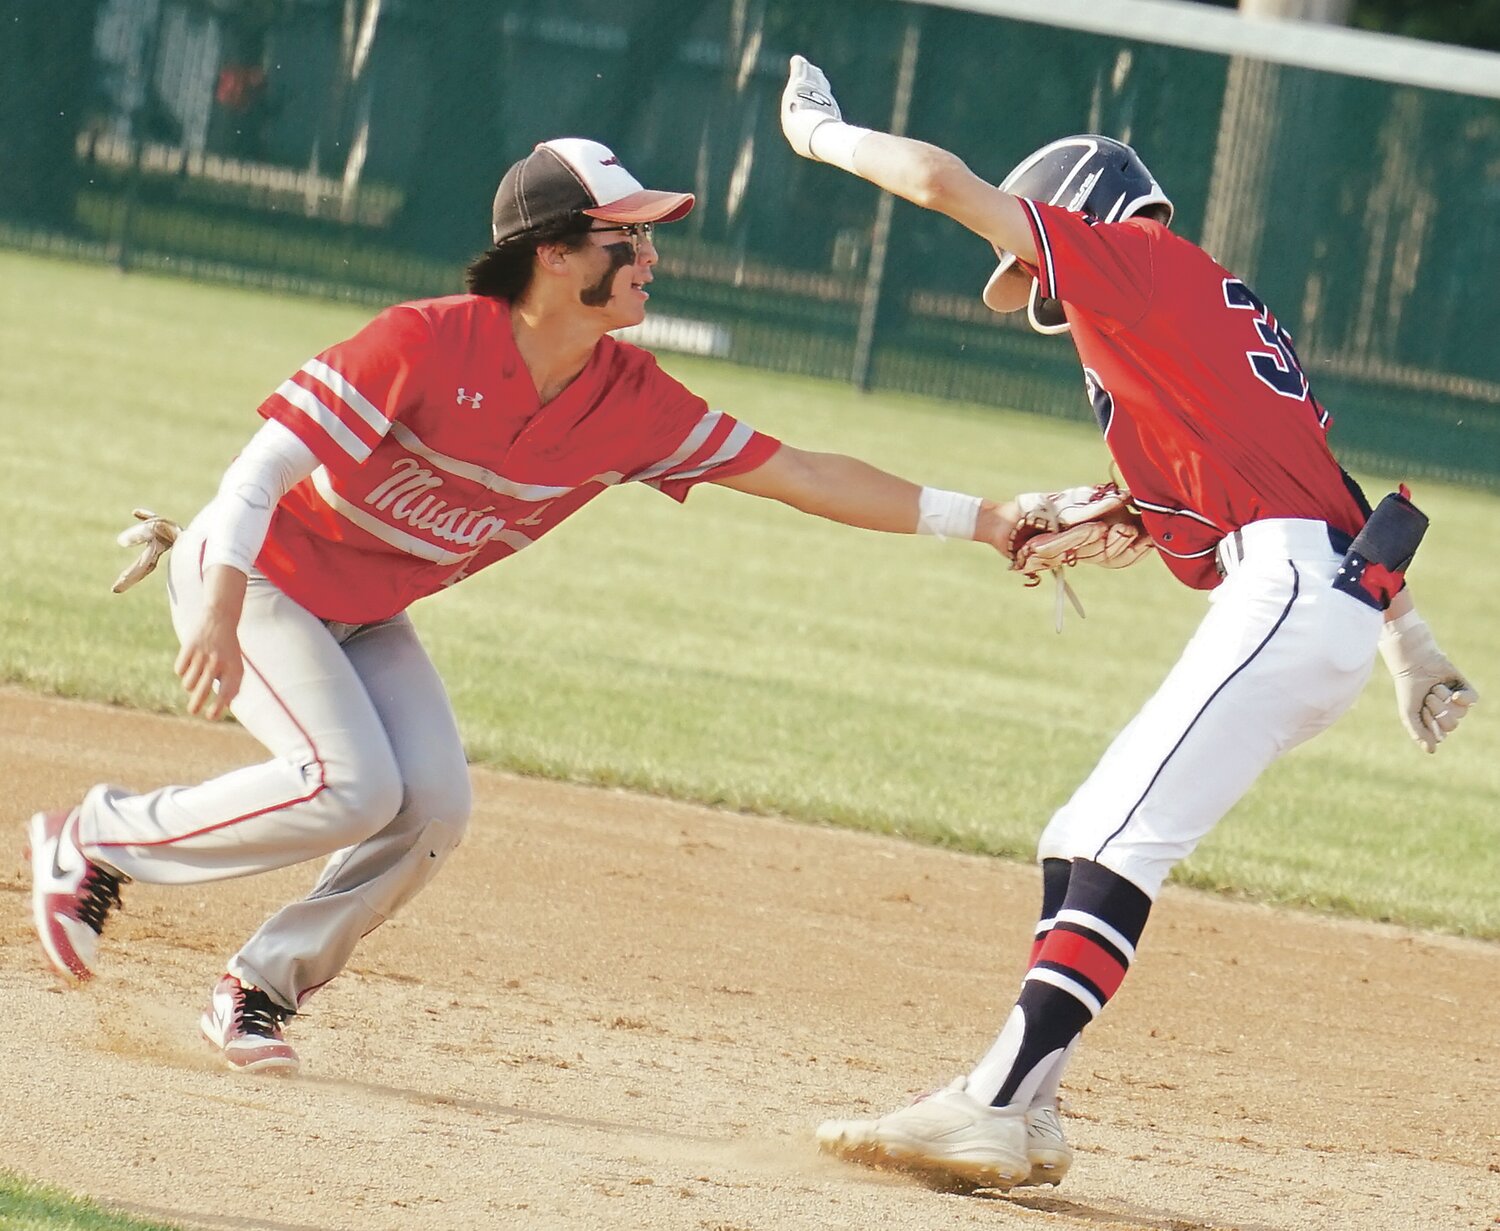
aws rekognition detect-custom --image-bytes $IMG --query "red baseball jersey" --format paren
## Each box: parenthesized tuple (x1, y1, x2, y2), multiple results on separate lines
(253, 295, 780, 622)
(1017, 200, 1367, 589)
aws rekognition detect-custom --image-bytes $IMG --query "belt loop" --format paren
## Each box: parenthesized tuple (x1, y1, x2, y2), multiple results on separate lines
(1215, 528, 1245, 580)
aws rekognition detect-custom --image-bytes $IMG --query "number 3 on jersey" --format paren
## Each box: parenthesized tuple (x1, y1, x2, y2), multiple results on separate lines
(1222, 279, 1321, 414)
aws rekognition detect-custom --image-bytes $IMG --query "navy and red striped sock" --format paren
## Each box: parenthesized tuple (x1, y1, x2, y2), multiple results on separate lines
(968, 858, 1152, 1109)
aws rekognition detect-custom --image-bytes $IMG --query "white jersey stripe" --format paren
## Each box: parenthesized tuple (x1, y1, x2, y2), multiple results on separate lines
(301, 358, 389, 436)
(1132, 496, 1222, 558)
(274, 382, 372, 463)
(388, 422, 575, 501)
(1156, 543, 1218, 560)
(1024, 966, 1104, 1017)
(1131, 495, 1222, 529)
(1022, 198, 1057, 298)
(310, 468, 470, 564)
(629, 410, 724, 482)
(653, 420, 755, 482)
(1053, 908, 1137, 962)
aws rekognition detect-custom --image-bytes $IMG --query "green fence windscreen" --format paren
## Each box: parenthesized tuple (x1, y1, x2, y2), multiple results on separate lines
(3, 0, 1496, 485)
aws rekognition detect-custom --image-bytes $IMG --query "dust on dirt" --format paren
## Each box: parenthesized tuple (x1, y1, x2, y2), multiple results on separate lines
(4, 689, 1496, 1231)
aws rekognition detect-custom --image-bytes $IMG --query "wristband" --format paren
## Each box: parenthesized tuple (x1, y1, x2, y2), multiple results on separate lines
(807, 120, 873, 174)
(917, 487, 983, 540)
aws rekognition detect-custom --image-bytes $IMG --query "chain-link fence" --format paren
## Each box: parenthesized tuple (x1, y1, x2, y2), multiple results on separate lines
(3, 0, 1497, 485)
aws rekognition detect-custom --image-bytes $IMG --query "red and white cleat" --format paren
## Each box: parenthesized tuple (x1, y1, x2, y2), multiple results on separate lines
(27, 808, 127, 982)
(200, 974, 300, 1075)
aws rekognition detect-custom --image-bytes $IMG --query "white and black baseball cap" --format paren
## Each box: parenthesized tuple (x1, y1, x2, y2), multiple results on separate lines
(491, 138, 695, 246)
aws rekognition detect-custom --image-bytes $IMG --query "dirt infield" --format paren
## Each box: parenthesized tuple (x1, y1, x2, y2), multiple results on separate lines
(3, 688, 1496, 1231)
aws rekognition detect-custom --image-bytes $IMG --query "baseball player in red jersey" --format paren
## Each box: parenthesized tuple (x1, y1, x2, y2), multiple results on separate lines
(26, 137, 1027, 1073)
(781, 57, 1480, 1189)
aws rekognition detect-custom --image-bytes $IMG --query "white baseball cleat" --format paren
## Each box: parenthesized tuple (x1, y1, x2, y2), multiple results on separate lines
(816, 1079, 1030, 1189)
(26, 808, 127, 982)
(1019, 1104, 1074, 1186)
(200, 974, 301, 1075)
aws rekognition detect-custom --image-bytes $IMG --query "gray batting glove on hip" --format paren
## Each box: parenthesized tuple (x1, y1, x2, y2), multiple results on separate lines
(1377, 609, 1479, 753)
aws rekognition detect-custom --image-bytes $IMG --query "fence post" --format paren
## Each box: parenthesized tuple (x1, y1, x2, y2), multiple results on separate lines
(113, 0, 167, 272)
(850, 7, 923, 393)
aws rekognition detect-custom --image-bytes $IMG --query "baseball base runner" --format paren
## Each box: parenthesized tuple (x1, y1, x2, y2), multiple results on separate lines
(781, 53, 1479, 1191)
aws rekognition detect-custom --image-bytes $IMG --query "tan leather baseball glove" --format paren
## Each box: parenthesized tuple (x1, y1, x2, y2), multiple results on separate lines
(1007, 482, 1154, 629)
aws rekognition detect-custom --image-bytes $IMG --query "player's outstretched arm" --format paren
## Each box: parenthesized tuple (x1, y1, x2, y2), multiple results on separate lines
(1377, 589, 1479, 753)
(780, 54, 1037, 264)
(713, 443, 1016, 553)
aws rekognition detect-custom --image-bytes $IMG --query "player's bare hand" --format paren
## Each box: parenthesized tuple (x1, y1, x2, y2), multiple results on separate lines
(1377, 610, 1479, 753)
(975, 499, 1022, 559)
(782, 55, 843, 158)
(175, 615, 244, 720)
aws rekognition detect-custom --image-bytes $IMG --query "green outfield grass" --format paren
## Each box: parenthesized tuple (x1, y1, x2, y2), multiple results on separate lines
(2, 247, 1497, 938)
(0, 1173, 184, 1230)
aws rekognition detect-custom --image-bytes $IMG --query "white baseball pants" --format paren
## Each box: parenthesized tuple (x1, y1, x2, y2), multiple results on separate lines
(1038, 519, 1384, 898)
(76, 519, 471, 1009)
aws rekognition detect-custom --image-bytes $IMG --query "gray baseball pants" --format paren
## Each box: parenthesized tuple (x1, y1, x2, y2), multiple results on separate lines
(75, 520, 471, 1010)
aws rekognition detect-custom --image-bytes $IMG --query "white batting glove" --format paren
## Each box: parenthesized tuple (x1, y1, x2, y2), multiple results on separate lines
(1377, 609, 1479, 753)
(781, 55, 870, 170)
(112, 508, 182, 594)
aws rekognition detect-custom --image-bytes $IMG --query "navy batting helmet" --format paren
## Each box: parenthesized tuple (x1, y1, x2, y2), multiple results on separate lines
(983, 135, 1173, 335)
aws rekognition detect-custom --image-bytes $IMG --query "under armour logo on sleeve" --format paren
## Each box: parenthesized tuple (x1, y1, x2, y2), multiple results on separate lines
(455, 388, 484, 409)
